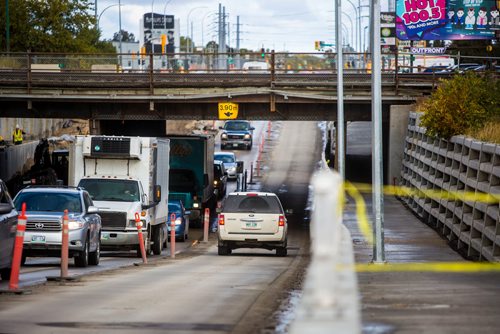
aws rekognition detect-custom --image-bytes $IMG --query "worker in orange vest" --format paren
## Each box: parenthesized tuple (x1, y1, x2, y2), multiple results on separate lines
(12, 124, 26, 145)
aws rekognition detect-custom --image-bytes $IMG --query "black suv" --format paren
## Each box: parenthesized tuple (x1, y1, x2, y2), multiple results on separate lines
(220, 120, 255, 150)
(0, 179, 17, 280)
(213, 160, 228, 200)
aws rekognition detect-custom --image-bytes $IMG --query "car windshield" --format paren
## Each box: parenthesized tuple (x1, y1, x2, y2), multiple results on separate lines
(14, 191, 82, 213)
(78, 179, 140, 202)
(214, 154, 235, 163)
(168, 202, 181, 213)
(224, 122, 249, 131)
(223, 194, 283, 214)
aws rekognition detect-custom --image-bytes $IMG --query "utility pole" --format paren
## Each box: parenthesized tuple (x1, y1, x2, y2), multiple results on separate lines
(236, 15, 241, 68)
(118, 0, 123, 67)
(218, 3, 223, 69)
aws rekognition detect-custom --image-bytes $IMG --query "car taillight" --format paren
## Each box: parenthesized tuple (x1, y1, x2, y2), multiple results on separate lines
(218, 214, 225, 226)
(278, 215, 285, 227)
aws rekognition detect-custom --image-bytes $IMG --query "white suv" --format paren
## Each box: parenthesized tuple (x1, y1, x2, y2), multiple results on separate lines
(217, 192, 287, 256)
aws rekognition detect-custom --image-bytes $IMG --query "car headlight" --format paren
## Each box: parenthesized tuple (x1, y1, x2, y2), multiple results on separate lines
(244, 134, 251, 139)
(228, 166, 236, 172)
(221, 133, 228, 139)
(68, 220, 84, 230)
(193, 202, 200, 208)
(214, 180, 219, 185)
(175, 218, 182, 226)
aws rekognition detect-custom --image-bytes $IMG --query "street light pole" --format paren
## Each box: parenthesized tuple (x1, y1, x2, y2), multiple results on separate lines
(345, 0, 358, 51)
(335, 0, 345, 179)
(342, 13, 354, 49)
(118, 0, 123, 67)
(370, 0, 385, 264)
(97, 4, 121, 32)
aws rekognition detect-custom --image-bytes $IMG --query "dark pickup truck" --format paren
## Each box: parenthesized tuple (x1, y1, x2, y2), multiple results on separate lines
(220, 120, 255, 150)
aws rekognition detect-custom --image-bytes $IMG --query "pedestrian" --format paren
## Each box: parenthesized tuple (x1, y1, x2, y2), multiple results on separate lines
(12, 124, 26, 145)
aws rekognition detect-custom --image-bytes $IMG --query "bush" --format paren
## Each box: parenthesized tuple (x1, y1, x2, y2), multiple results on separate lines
(418, 73, 500, 139)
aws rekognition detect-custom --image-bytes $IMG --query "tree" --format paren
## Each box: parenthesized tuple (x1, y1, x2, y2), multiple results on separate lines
(0, 0, 114, 53)
(419, 73, 500, 139)
(112, 30, 136, 43)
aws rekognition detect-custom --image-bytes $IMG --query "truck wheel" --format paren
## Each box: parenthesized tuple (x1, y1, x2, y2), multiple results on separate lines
(152, 225, 163, 255)
(0, 268, 11, 281)
(75, 237, 89, 267)
(89, 237, 100, 266)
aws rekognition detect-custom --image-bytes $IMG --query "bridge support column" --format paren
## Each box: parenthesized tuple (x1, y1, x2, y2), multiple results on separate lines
(388, 105, 412, 186)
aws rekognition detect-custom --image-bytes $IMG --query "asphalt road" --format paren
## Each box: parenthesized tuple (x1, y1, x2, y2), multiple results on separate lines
(0, 121, 321, 334)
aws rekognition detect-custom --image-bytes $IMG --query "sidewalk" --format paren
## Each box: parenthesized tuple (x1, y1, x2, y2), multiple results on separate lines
(344, 195, 500, 333)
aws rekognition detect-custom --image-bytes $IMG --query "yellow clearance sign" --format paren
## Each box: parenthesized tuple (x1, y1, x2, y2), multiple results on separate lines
(218, 102, 238, 119)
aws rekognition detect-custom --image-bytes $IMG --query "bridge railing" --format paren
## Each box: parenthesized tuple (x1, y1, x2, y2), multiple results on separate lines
(0, 51, 497, 92)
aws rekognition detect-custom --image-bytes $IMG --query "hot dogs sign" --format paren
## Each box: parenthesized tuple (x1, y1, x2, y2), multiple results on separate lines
(396, 0, 498, 40)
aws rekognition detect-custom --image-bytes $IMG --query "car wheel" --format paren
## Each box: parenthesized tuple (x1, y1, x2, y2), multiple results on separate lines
(0, 268, 11, 281)
(89, 236, 100, 266)
(152, 225, 163, 255)
(218, 245, 230, 255)
(75, 237, 89, 267)
(276, 247, 287, 257)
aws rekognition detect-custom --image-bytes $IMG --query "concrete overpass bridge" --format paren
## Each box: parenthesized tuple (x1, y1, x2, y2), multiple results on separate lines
(0, 52, 448, 122)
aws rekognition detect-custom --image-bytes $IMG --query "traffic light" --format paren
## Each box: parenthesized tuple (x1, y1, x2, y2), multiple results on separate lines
(260, 48, 265, 59)
(314, 41, 320, 51)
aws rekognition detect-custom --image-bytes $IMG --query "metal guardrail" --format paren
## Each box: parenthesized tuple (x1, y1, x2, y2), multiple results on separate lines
(0, 52, 497, 94)
(401, 112, 500, 262)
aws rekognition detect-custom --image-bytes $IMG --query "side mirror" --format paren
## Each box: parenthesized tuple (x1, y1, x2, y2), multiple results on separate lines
(0, 203, 14, 214)
(219, 126, 224, 130)
(250, 127, 255, 131)
(185, 210, 191, 216)
(153, 185, 161, 203)
(87, 206, 99, 214)
(236, 161, 244, 174)
(285, 209, 293, 215)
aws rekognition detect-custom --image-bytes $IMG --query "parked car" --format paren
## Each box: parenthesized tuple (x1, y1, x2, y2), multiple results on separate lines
(220, 120, 255, 150)
(213, 160, 228, 199)
(167, 200, 190, 242)
(422, 65, 449, 73)
(0, 179, 18, 280)
(217, 192, 288, 256)
(214, 152, 238, 180)
(437, 63, 480, 73)
(13, 186, 101, 267)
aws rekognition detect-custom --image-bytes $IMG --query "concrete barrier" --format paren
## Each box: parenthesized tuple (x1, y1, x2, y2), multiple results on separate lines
(31, 64, 60, 72)
(91, 64, 119, 73)
(290, 169, 361, 334)
(400, 112, 500, 262)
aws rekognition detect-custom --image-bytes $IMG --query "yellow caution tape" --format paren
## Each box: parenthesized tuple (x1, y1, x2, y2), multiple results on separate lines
(344, 181, 373, 244)
(350, 262, 500, 273)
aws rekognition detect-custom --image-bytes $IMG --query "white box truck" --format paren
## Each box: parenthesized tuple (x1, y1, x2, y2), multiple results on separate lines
(68, 135, 169, 256)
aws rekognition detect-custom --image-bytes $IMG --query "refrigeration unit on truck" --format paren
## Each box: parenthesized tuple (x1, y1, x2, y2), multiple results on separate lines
(167, 135, 216, 224)
(68, 135, 169, 256)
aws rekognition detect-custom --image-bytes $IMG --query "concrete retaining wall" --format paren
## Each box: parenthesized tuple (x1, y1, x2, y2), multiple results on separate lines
(0, 141, 38, 181)
(400, 112, 500, 262)
(0, 118, 64, 144)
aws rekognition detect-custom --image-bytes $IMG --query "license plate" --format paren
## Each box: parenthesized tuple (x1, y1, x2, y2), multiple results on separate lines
(233, 143, 238, 147)
(245, 222, 259, 228)
(31, 235, 45, 243)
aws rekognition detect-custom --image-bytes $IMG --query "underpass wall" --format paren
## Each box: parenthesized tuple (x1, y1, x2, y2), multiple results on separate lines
(0, 118, 64, 143)
(400, 112, 500, 262)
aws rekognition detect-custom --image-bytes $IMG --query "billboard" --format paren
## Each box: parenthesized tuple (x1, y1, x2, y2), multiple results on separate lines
(396, 0, 499, 40)
(140, 13, 178, 54)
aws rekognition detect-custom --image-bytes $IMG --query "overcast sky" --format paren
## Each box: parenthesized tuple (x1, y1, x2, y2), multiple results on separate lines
(97, 0, 392, 52)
